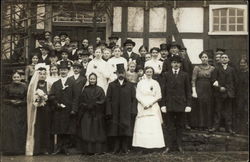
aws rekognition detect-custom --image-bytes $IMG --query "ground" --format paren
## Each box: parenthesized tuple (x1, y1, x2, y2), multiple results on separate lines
(1, 152, 249, 162)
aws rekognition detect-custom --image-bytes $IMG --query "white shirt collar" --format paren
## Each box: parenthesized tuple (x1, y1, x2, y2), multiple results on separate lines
(127, 51, 132, 57)
(118, 79, 124, 85)
(172, 68, 180, 74)
(74, 74, 80, 80)
(61, 76, 67, 83)
(42, 54, 48, 60)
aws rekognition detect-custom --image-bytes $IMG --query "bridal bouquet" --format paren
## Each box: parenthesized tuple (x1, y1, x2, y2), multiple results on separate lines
(33, 89, 48, 107)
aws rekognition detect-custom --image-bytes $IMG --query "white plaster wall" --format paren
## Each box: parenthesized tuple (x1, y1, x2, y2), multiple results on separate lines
(128, 7, 144, 32)
(149, 7, 167, 32)
(173, 8, 204, 33)
(149, 38, 166, 50)
(182, 39, 203, 64)
(113, 7, 122, 32)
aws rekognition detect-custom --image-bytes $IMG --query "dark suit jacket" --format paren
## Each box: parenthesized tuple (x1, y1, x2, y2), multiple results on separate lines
(162, 55, 193, 77)
(122, 51, 141, 70)
(68, 49, 78, 61)
(160, 70, 192, 112)
(68, 75, 87, 112)
(38, 54, 51, 65)
(211, 64, 236, 98)
(49, 77, 76, 134)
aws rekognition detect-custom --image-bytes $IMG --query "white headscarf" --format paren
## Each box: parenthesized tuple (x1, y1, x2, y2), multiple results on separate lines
(25, 63, 50, 156)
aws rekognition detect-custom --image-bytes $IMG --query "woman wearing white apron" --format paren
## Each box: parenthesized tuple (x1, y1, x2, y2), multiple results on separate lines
(132, 66, 165, 151)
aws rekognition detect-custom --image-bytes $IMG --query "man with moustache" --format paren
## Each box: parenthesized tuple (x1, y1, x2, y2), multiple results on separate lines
(106, 64, 137, 154)
(49, 61, 76, 155)
(122, 39, 141, 70)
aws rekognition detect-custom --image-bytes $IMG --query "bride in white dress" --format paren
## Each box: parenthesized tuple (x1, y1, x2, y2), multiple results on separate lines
(132, 66, 165, 149)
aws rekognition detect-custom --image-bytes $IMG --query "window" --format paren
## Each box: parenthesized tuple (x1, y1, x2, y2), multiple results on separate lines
(209, 5, 248, 35)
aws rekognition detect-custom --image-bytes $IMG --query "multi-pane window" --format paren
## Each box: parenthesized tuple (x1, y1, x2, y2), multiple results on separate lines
(209, 5, 248, 35)
(213, 8, 244, 32)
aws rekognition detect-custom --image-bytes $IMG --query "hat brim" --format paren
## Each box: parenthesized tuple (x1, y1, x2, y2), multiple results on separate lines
(123, 42, 135, 47)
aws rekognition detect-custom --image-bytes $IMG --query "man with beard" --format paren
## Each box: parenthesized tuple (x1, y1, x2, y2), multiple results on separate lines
(122, 39, 141, 70)
(49, 61, 76, 155)
(106, 64, 137, 154)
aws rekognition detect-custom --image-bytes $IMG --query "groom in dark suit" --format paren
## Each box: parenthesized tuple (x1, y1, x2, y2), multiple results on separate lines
(122, 39, 141, 70)
(160, 55, 192, 153)
(49, 61, 76, 155)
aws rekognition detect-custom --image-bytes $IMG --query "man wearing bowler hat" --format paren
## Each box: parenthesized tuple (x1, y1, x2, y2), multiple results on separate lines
(49, 61, 77, 155)
(106, 63, 137, 154)
(162, 42, 192, 77)
(122, 39, 141, 70)
(108, 35, 119, 49)
(160, 55, 192, 153)
(159, 43, 170, 62)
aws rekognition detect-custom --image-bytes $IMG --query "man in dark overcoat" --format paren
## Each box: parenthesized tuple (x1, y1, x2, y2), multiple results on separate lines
(68, 61, 87, 148)
(160, 55, 192, 153)
(209, 53, 236, 135)
(106, 64, 137, 154)
(49, 61, 77, 155)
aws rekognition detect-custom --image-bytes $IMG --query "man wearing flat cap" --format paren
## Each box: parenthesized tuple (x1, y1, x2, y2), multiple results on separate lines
(106, 63, 137, 154)
(160, 55, 192, 153)
(78, 50, 91, 76)
(162, 42, 192, 78)
(122, 39, 141, 70)
(49, 61, 76, 155)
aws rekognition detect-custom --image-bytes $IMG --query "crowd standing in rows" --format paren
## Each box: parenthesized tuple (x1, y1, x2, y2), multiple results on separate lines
(2, 31, 249, 156)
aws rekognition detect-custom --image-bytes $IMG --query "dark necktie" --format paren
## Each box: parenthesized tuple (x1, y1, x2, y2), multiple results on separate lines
(174, 70, 178, 77)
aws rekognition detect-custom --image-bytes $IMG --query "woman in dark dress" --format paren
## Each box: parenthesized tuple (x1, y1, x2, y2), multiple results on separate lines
(2, 71, 27, 155)
(235, 58, 248, 135)
(78, 73, 107, 155)
(191, 51, 215, 130)
(26, 64, 53, 155)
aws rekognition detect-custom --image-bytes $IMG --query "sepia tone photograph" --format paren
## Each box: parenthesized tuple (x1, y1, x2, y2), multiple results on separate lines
(0, 0, 249, 161)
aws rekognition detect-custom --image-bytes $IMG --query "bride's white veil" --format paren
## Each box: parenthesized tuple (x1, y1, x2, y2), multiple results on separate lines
(25, 63, 49, 156)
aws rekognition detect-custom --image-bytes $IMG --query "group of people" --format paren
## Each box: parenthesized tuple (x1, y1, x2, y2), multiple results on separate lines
(1, 31, 249, 156)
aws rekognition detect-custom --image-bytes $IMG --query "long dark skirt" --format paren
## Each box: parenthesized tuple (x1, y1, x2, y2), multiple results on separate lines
(1, 103, 27, 154)
(78, 111, 107, 154)
(190, 79, 213, 129)
(33, 106, 54, 154)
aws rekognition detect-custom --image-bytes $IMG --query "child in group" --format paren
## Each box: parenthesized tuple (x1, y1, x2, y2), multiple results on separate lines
(108, 45, 128, 82)
(103, 48, 112, 61)
(126, 61, 139, 85)
(145, 53, 152, 62)
(137, 66, 145, 81)
(49, 54, 59, 66)
(25, 53, 39, 82)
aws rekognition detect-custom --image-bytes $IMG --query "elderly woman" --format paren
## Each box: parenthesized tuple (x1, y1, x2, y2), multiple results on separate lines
(191, 51, 215, 130)
(132, 66, 165, 151)
(78, 73, 107, 155)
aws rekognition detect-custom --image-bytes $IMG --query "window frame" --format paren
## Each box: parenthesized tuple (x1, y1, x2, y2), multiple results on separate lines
(208, 5, 248, 35)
